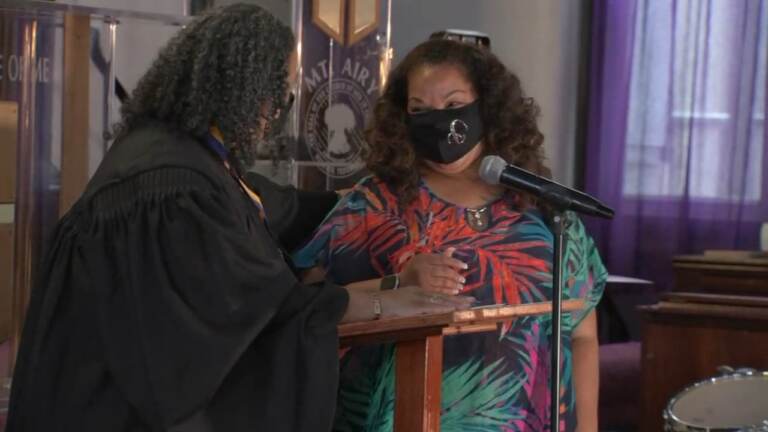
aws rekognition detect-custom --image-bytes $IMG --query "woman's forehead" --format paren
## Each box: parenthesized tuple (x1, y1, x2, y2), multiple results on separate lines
(407, 64, 474, 98)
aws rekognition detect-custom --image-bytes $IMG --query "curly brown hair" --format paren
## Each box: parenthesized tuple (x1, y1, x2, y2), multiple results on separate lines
(365, 38, 549, 204)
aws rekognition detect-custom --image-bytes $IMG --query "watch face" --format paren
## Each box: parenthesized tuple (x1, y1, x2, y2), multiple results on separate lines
(381, 274, 397, 290)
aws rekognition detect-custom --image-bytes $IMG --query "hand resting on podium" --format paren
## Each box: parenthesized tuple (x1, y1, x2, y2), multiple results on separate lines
(301, 249, 474, 324)
(341, 286, 474, 323)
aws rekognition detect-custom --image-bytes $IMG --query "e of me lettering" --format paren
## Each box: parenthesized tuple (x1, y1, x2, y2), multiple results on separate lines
(0, 54, 52, 83)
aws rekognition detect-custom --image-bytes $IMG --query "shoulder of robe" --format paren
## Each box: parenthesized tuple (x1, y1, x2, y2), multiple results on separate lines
(73, 122, 234, 219)
(86, 121, 229, 197)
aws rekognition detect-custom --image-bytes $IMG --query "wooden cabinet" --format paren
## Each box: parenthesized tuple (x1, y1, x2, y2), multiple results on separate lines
(673, 251, 768, 296)
(639, 293, 768, 432)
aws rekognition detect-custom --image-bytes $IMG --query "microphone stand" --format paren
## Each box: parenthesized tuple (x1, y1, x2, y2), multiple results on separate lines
(550, 209, 567, 431)
(478, 156, 614, 431)
(540, 187, 573, 432)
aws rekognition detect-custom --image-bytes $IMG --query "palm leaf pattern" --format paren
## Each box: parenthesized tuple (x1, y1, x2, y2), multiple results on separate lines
(293, 176, 608, 431)
(440, 358, 526, 431)
(333, 346, 527, 432)
(334, 346, 396, 432)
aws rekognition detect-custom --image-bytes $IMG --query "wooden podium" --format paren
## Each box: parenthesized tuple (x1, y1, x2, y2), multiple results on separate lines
(338, 299, 585, 432)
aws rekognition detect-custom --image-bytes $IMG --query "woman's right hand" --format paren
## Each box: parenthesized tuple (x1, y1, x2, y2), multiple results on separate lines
(399, 248, 468, 295)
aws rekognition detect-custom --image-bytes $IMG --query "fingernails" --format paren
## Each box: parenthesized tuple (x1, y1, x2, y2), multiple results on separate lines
(462, 263, 469, 270)
(459, 276, 467, 284)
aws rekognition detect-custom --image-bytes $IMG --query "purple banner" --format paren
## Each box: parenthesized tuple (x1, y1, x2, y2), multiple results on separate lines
(293, 0, 391, 190)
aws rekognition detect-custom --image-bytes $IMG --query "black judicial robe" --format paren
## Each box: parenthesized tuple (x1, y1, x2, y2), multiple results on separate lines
(6, 123, 348, 432)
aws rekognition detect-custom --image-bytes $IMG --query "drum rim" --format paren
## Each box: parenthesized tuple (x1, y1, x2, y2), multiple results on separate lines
(665, 370, 768, 429)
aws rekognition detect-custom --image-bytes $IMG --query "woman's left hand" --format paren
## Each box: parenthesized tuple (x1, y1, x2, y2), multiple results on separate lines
(399, 248, 468, 295)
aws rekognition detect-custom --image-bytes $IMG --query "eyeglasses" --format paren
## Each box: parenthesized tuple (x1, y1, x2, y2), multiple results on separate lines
(284, 92, 295, 113)
(261, 92, 295, 136)
(260, 92, 295, 123)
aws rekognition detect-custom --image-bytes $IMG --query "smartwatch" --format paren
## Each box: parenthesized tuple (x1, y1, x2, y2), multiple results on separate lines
(380, 274, 400, 291)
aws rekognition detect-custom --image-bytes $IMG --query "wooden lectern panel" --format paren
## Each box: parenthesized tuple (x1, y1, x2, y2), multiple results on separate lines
(395, 334, 443, 432)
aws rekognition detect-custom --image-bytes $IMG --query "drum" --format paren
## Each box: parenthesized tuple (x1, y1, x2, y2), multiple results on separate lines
(664, 369, 768, 431)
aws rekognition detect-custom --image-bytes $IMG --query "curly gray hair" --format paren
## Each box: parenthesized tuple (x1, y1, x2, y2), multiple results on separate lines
(114, 3, 294, 168)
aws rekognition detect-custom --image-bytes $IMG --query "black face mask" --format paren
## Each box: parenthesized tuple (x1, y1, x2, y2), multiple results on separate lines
(407, 100, 484, 164)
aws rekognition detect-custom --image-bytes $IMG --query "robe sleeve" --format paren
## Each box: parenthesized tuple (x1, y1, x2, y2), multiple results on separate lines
(80, 167, 348, 427)
(242, 171, 340, 252)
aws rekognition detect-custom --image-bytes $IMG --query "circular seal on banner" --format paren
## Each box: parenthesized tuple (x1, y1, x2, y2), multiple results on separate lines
(304, 77, 371, 178)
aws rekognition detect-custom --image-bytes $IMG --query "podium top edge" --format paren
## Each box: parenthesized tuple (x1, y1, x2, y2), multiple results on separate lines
(338, 299, 586, 339)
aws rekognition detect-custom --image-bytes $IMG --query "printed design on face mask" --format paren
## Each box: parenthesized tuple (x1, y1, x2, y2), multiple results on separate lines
(448, 118, 469, 145)
(407, 100, 484, 164)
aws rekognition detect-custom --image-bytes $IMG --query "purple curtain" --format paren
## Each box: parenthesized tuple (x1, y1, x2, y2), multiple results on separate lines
(585, 0, 768, 291)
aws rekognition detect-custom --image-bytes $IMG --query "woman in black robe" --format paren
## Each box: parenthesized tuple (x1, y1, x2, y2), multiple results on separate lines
(5, 5, 472, 431)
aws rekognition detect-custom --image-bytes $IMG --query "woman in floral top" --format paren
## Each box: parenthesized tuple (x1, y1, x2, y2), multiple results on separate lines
(295, 39, 607, 431)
